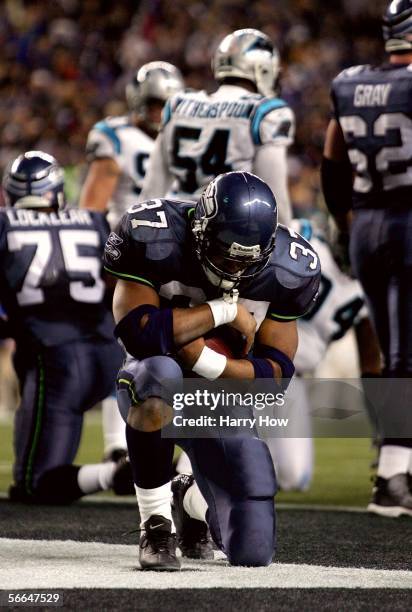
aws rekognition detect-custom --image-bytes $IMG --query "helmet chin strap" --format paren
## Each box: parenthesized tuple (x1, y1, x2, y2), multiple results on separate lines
(202, 264, 240, 291)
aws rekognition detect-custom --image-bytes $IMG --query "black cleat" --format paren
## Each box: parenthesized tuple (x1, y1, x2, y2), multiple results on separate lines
(367, 474, 412, 518)
(104, 448, 128, 463)
(139, 515, 181, 571)
(172, 474, 214, 560)
(112, 454, 135, 496)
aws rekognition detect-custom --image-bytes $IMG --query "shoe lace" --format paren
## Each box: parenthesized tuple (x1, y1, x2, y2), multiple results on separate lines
(145, 528, 175, 553)
(124, 526, 175, 552)
(122, 528, 142, 537)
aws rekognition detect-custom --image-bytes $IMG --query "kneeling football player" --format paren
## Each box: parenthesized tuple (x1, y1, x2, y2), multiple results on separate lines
(104, 171, 321, 568)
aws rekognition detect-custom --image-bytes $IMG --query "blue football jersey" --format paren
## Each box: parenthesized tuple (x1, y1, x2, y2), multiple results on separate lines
(0, 207, 115, 346)
(103, 198, 321, 332)
(331, 63, 412, 209)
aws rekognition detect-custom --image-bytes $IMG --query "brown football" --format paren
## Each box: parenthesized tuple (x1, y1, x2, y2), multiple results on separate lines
(204, 325, 244, 359)
(204, 335, 235, 358)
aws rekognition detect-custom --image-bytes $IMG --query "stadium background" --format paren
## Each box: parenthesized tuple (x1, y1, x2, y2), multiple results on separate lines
(1, 1, 411, 609)
(0, 0, 388, 212)
(0, 0, 389, 500)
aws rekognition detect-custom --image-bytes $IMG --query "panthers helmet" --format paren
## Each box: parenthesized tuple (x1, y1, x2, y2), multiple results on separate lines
(212, 29, 280, 97)
(2, 151, 65, 209)
(192, 171, 278, 291)
(125, 61, 184, 126)
(383, 0, 412, 52)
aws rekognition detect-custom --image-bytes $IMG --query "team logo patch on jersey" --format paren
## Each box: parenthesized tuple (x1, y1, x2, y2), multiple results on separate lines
(105, 232, 123, 260)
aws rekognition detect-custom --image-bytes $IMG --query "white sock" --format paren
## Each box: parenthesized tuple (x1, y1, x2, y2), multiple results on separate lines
(102, 396, 127, 457)
(77, 462, 116, 494)
(377, 445, 412, 479)
(135, 482, 175, 531)
(176, 450, 193, 475)
(183, 482, 208, 523)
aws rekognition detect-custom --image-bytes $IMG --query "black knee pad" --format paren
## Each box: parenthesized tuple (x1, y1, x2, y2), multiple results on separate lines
(34, 465, 82, 505)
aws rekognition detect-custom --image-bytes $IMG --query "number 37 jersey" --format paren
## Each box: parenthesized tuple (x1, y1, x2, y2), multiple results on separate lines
(103, 199, 321, 331)
(0, 208, 114, 346)
(331, 63, 412, 209)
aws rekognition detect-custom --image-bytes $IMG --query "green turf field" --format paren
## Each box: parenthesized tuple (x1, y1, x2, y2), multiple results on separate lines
(0, 411, 375, 507)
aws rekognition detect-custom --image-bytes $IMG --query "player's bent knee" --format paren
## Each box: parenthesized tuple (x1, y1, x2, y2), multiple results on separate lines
(117, 356, 183, 423)
(128, 397, 174, 431)
(227, 499, 276, 567)
(222, 438, 277, 566)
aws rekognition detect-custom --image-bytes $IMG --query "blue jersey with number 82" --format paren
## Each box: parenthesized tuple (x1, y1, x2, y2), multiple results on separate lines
(331, 63, 412, 209)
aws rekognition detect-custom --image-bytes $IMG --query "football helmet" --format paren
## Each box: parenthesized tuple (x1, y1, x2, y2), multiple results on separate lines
(126, 61, 184, 128)
(383, 0, 412, 52)
(192, 171, 278, 291)
(212, 28, 280, 97)
(2, 150, 65, 209)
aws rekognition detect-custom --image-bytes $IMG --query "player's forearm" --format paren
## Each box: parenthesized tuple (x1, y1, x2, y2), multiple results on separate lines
(79, 160, 119, 211)
(321, 119, 353, 223)
(172, 305, 215, 347)
(178, 339, 280, 381)
(354, 318, 382, 375)
(139, 135, 173, 201)
(113, 280, 239, 358)
(253, 144, 292, 226)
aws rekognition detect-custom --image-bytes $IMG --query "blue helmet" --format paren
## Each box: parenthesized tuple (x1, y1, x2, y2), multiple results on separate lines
(192, 171, 278, 290)
(2, 150, 65, 209)
(383, 0, 412, 52)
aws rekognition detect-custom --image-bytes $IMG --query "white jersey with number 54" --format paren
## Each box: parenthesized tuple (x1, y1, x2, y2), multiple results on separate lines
(140, 85, 295, 224)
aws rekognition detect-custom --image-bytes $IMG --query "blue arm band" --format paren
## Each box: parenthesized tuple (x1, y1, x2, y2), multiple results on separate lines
(254, 344, 295, 382)
(248, 357, 275, 379)
(114, 304, 174, 359)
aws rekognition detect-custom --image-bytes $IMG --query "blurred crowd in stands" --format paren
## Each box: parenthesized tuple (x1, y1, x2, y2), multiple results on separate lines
(0, 0, 388, 213)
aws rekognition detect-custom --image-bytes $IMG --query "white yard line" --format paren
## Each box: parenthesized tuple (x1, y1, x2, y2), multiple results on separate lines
(0, 490, 368, 512)
(0, 538, 410, 590)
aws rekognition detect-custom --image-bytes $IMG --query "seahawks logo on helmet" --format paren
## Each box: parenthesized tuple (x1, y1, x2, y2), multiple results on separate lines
(197, 178, 219, 219)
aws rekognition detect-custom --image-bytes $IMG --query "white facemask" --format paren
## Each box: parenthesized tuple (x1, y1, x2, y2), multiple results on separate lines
(202, 264, 241, 290)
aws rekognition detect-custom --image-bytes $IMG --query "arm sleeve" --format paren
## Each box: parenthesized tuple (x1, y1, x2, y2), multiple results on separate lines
(266, 274, 321, 322)
(86, 123, 119, 162)
(257, 105, 295, 147)
(253, 144, 292, 226)
(139, 133, 174, 202)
